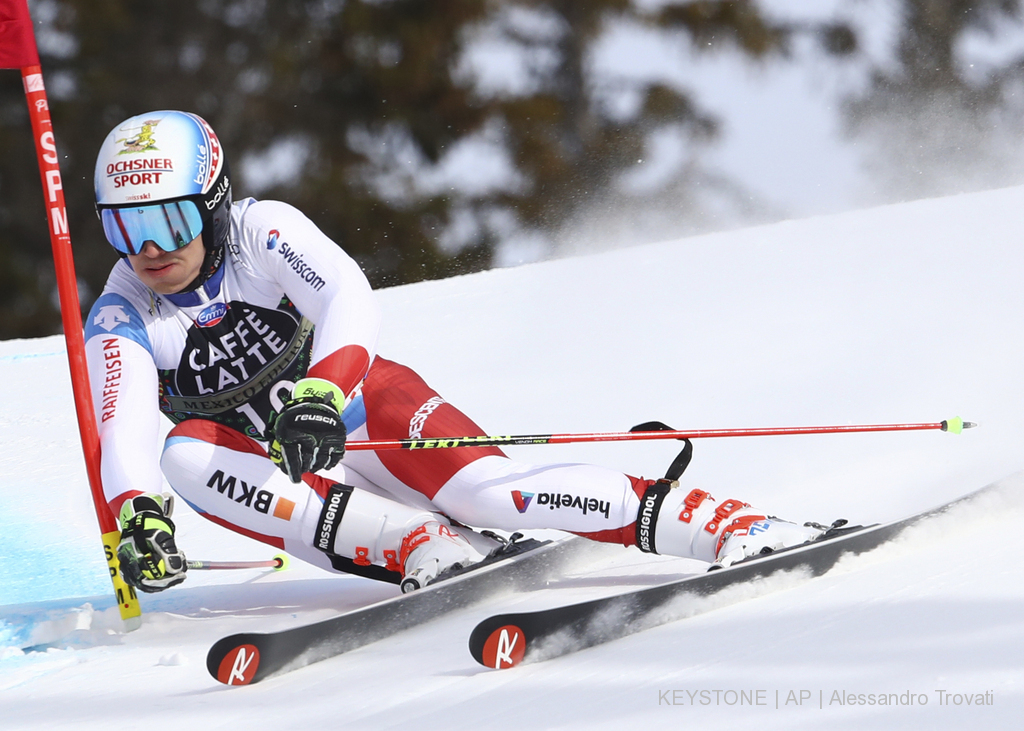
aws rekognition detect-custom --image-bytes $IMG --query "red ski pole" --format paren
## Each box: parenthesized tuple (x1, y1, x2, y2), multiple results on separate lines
(345, 417, 974, 452)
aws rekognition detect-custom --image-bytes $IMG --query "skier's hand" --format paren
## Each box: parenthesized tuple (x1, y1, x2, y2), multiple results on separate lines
(269, 378, 347, 483)
(116, 493, 187, 593)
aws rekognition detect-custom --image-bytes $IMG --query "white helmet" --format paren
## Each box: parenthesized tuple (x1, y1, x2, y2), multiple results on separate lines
(94, 111, 232, 286)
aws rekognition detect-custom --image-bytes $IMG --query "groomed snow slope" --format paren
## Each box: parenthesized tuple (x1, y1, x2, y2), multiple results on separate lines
(2, 187, 1023, 729)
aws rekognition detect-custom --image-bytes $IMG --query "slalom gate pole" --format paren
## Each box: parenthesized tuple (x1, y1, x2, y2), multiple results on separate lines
(345, 418, 974, 452)
(2, 1, 141, 625)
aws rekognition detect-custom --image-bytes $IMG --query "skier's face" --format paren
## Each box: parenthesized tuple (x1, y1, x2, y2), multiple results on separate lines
(127, 234, 205, 294)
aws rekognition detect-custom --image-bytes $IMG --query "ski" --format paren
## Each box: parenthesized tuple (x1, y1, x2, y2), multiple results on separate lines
(469, 488, 988, 669)
(207, 535, 596, 685)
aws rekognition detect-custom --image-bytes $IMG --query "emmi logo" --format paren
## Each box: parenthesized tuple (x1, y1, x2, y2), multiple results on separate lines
(207, 470, 274, 513)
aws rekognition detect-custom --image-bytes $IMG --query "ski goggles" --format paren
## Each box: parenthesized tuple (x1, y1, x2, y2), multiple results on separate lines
(99, 200, 204, 256)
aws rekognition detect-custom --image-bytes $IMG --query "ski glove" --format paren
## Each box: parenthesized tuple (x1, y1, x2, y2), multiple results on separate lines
(269, 377, 347, 483)
(116, 493, 187, 593)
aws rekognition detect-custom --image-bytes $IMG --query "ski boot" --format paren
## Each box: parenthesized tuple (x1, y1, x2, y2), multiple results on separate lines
(311, 483, 496, 592)
(636, 482, 825, 567)
(398, 521, 490, 593)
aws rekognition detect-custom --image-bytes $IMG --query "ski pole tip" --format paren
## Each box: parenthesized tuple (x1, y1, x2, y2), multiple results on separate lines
(941, 417, 976, 434)
(272, 553, 290, 571)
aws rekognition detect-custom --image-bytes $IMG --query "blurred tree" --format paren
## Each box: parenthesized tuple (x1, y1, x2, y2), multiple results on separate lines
(0, 0, 845, 339)
(844, 0, 1024, 200)
(478, 0, 801, 256)
(0, 71, 58, 337)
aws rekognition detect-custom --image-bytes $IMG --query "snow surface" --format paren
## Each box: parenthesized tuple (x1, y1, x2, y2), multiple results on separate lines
(3, 188, 1024, 728)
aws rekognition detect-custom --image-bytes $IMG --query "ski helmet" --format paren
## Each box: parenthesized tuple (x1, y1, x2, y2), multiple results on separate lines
(94, 111, 232, 289)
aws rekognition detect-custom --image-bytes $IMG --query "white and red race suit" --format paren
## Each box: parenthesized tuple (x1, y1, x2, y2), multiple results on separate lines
(85, 198, 648, 576)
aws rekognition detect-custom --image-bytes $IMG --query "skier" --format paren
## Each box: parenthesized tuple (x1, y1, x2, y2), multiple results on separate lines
(87, 110, 825, 595)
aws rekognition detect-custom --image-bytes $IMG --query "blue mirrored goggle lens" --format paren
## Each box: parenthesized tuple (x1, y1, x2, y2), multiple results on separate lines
(100, 201, 204, 256)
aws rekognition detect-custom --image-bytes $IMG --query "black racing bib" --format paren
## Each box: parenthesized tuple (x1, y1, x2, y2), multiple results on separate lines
(158, 297, 313, 439)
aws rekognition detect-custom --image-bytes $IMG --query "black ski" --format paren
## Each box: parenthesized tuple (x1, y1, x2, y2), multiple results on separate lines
(207, 536, 595, 685)
(469, 489, 986, 669)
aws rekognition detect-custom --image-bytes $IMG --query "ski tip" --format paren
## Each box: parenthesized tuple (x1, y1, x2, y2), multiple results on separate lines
(272, 553, 290, 571)
(208, 641, 262, 686)
(941, 417, 977, 434)
(474, 623, 526, 670)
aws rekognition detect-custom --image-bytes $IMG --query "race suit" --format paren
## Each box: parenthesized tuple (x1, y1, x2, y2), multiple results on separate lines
(85, 198, 646, 576)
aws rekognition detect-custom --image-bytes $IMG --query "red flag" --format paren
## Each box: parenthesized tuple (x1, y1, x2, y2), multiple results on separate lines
(0, 0, 39, 68)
